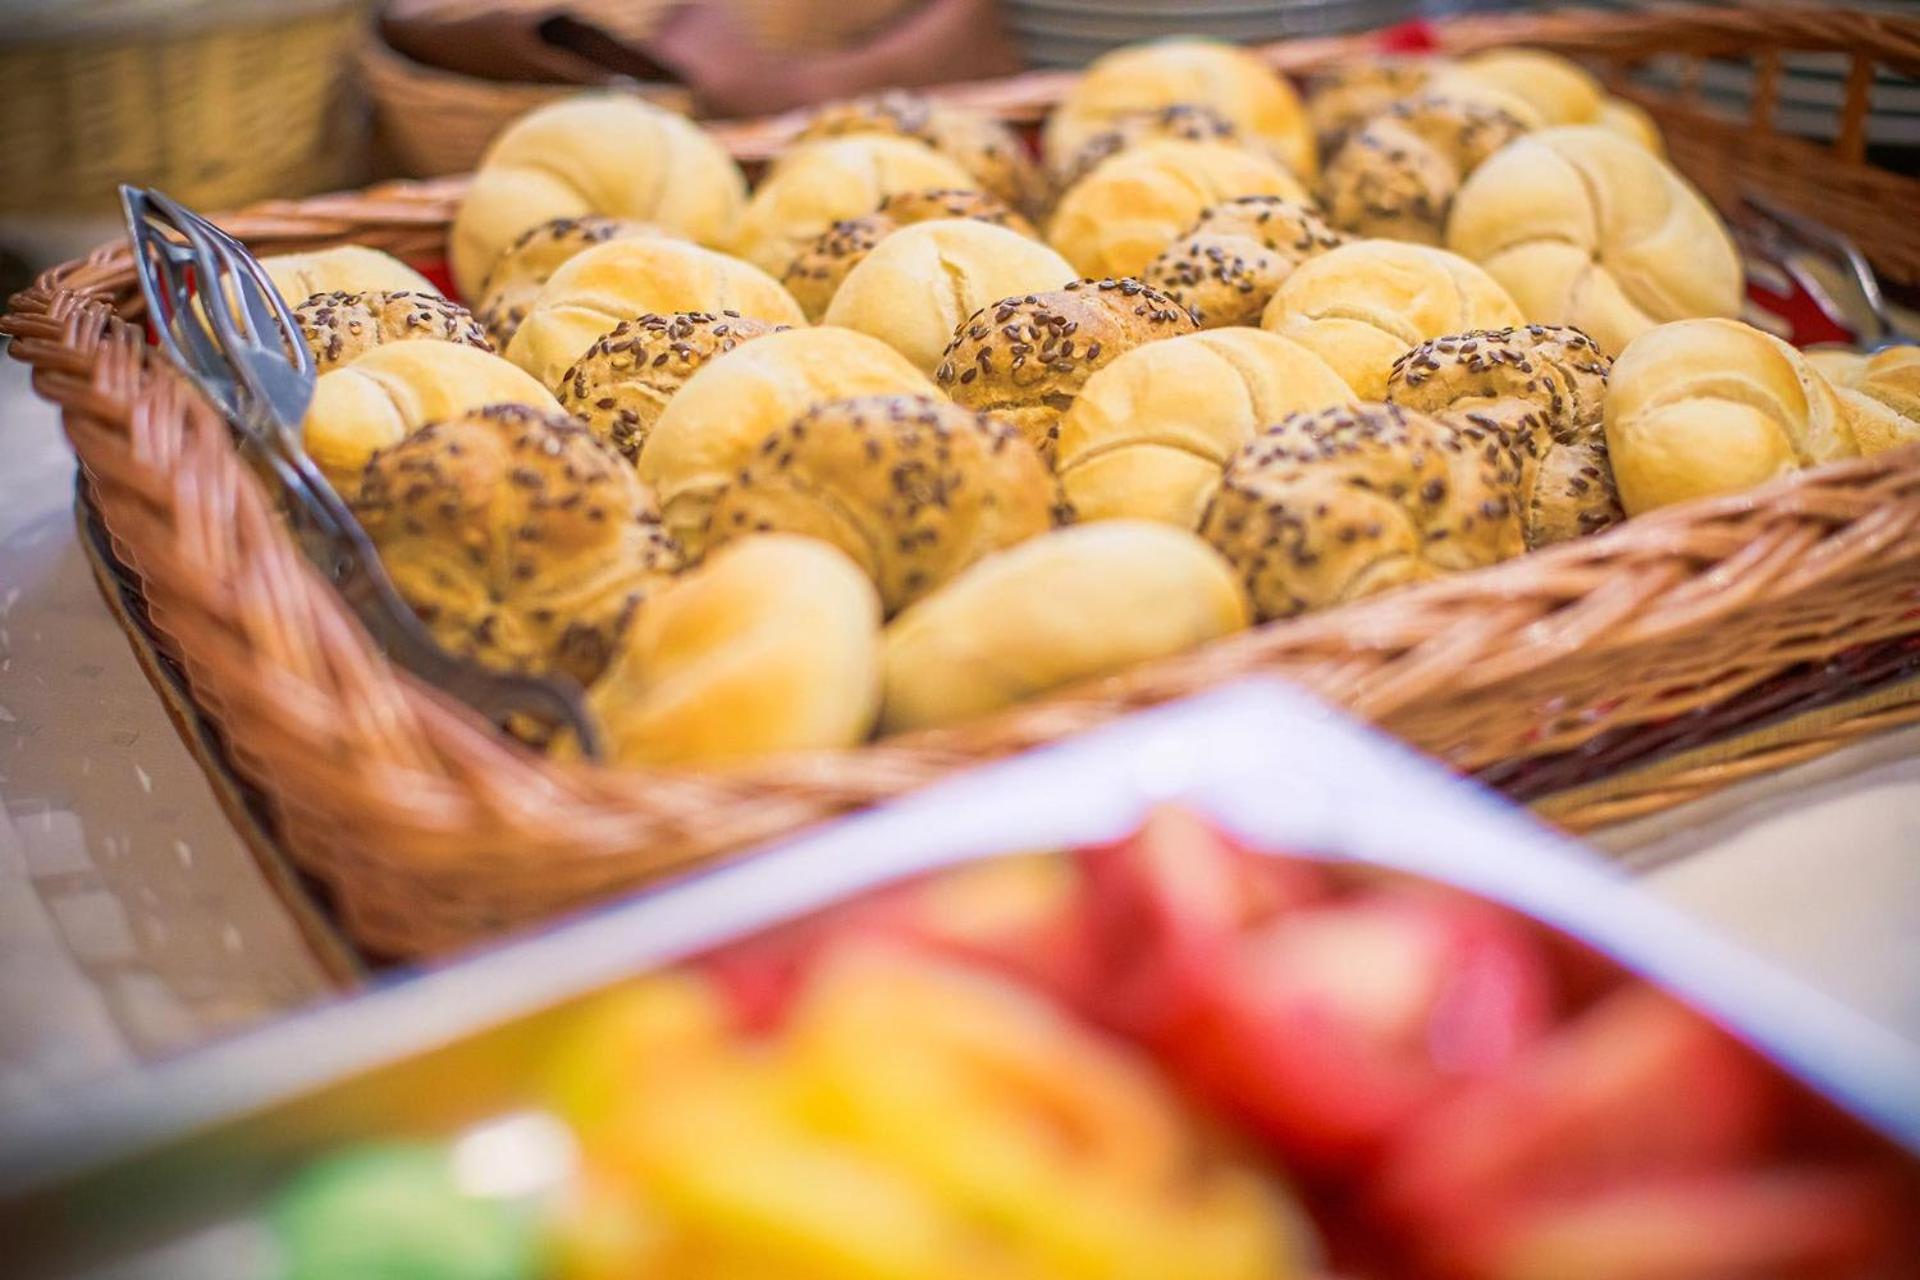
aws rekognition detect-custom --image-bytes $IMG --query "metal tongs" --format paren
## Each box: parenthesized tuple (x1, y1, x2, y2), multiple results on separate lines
(1735, 192, 1914, 352)
(121, 187, 603, 759)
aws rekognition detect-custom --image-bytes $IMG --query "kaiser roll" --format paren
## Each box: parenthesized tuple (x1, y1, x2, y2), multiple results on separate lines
(783, 188, 1033, 322)
(937, 276, 1198, 462)
(881, 520, 1248, 731)
(1200, 402, 1524, 620)
(1054, 327, 1353, 528)
(1604, 318, 1861, 514)
(293, 291, 491, 374)
(1595, 95, 1664, 154)
(1142, 195, 1346, 329)
(1808, 346, 1920, 456)
(1432, 48, 1602, 127)
(1446, 126, 1742, 356)
(707, 394, 1056, 614)
(261, 245, 436, 304)
(352, 405, 680, 685)
(449, 94, 746, 299)
(1320, 92, 1531, 245)
(587, 534, 883, 767)
(1304, 58, 1438, 156)
(824, 220, 1079, 374)
(474, 215, 678, 350)
(1260, 240, 1524, 399)
(796, 91, 1047, 218)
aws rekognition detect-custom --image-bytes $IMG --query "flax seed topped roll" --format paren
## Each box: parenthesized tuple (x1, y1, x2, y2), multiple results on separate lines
(1321, 93, 1531, 245)
(707, 394, 1056, 614)
(293, 291, 491, 374)
(474, 215, 677, 350)
(1141, 196, 1347, 329)
(796, 90, 1047, 219)
(1386, 324, 1621, 547)
(937, 276, 1198, 463)
(1048, 102, 1243, 189)
(1304, 58, 1439, 156)
(1200, 402, 1524, 621)
(262, 245, 438, 304)
(557, 311, 790, 462)
(783, 188, 1034, 322)
(352, 404, 680, 685)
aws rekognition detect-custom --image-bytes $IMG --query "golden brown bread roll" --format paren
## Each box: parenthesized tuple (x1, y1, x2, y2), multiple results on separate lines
(1386, 324, 1622, 546)
(503, 237, 806, 390)
(823, 219, 1079, 375)
(730, 134, 978, 276)
(1045, 38, 1317, 185)
(707, 394, 1056, 614)
(1433, 48, 1602, 127)
(292, 291, 490, 373)
(782, 188, 1033, 322)
(303, 342, 560, 498)
(449, 94, 746, 299)
(1141, 195, 1346, 329)
(352, 405, 679, 685)
(936, 276, 1198, 462)
(261, 246, 437, 304)
(587, 534, 883, 767)
(1447, 126, 1742, 357)
(1054, 327, 1353, 528)
(1048, 102, 1244, 190)
(1320, 92, 1531, 245)
(637, 326, 940, 554)
(1809, 346, 1920, 456)
(473, 215, 678, 350)
(1200, 402, 1524, 620)
(1048, 140, 1311, 280)
(1304, 58, 1438, 156)
(556, 311, 790, 462)
(795, 91, 1047, 219)
(881, 520, 1248, 731)
(1604, 318, 1861, 514)
(1260, 240, 1524, 399)
(1595, 95, 1663, 154)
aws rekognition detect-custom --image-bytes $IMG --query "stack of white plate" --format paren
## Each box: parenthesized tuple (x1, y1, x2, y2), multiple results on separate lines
(1004, 0, 1427, 68)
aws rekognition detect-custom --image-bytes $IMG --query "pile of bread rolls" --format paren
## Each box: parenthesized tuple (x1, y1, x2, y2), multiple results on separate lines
(261, 37, 1918, 769)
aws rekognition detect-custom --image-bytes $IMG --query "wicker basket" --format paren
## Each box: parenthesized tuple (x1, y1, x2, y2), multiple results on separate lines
(7, 4, 1920, 960)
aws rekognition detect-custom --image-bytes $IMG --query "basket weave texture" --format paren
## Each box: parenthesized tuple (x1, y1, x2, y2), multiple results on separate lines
(7, 4, 1920, 958)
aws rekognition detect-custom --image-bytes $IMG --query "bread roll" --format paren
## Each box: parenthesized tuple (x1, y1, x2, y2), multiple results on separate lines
(1434, 48, 1602, 127)
(352, 405, 679, 685)
(708, 394, 1055, 613)
(1595, 95, 1663, 154)
(1261, 240, 1524, 399)
(796, 91, 1047, 218)
(1604, 318, 1861, 514)
(1321, 93, 1531, 245)
(261, 246, 437, 305)
(1305, 58, 1438, 156)
(588, 535, 883, 767)
(881, 521, 1248, 731)
(474, 215, 678, 350)
(730, 134, 978, 276)
(783, 188, 1033, 322)
(1810, 346, 1920, 456)
(637, 326, 939, 554)
(293, 291, 490, 373)
(824, 220, 1078, 374)
(1386, 324, 1622, 546)
(1447, 126, 1742, 356)
(937, 277, 1198, 462)
(1048, 140, 1311, 279)
(503, 237, 805, 390)
(1055, 328, 1353, 528)
(1142, 196, 1347, 329)
(1200, 402, 1524, 620)
(1045, 39, 1317, 184)
(557, 311, 789, 462)
(449, 94, 746, 299)
(303, 342, 560, 497)
(1048, 102, 1244, 189)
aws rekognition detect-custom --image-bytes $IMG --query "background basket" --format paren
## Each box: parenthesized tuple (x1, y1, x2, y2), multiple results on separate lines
(7, 4, 1920, 960)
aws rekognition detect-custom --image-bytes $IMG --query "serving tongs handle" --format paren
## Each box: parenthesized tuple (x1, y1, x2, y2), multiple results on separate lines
(1736, 192, 1912, 351)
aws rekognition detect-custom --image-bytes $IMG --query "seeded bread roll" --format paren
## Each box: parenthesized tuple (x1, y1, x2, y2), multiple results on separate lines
(1807, 346, 1920, 456)
(637, 326, 940, 555)
(881, 521, 1249, 731)
(731, 134, 978, 276)
(449, 94, 746, 299)
(261, 246, 437, 304)
(1321, 93, 1531, 245)
(1604, 318, 1861, 514)
(1596, 95, 1663, 154)
(796, 91, 1047, 218)
(293, 291, 491, 373)
(1048, 140, 1311, 280)
(1141, 196, 1346, 329)
(824, 220, 1078, 375)
(557, 311, 790, 462)
(474, 216, 677, 350)
(782, 188, 1033, 322)
(1045, 39, 1317, 185)
(1433, 48, 1602, 127)
(504, 237, 805, 390)
(352, 405, 679, 685)
(1048, 103, 1244, 189)
(1305, 58, 1438, 156)
(1447, 127, 1741, 356)
(1200, 402, 1524, 620)
(708, 394, 1056, 614)
(1055, 328, 1353, 528)
(587, 535, 883, 767)
(1260, 240, 1524, 399)
(1386, 324, 1622, 546)
(303, 342, 560, 498)
(936, 277, 1198, 462)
